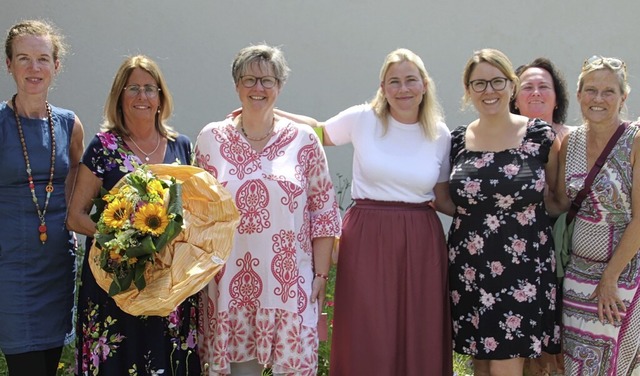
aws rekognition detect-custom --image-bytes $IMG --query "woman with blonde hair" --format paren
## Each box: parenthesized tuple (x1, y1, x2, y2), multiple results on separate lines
(67, 55, 200, 375)
(279, 48, 452, 375)
(446, 48, 561, 376)
(557, 56, 640, 375)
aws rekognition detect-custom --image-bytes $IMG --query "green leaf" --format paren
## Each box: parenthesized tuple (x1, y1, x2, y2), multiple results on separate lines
(90, 186, 110, 223)
(133, 262, 147, 291)
(109, 271, 133, 296)
(125, 236, 156, 258)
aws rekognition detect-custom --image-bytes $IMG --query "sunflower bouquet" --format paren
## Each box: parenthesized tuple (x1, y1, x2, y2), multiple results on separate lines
(91, 164, 183, 297)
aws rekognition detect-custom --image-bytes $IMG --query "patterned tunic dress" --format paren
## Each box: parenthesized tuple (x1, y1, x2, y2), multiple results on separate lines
(194, 118, 341, 375)
(75, 131, 201, 376)
(448, 119, 561, 359)
(562, 124, 640, 376)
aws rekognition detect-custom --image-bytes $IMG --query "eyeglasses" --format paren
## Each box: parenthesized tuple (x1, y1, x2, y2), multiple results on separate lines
(582, 56, 626, 72)
(468, 77, 509, 93)
(123, 84, 161, 98)
(239, 75, 278, 89)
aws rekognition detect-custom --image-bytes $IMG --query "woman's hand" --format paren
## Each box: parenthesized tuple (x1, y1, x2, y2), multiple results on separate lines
(590, 273, 626, 324)
(311, 275, 327, 310)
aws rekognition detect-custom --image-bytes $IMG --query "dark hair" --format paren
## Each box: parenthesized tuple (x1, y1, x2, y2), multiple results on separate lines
(510, 57, 569, 124)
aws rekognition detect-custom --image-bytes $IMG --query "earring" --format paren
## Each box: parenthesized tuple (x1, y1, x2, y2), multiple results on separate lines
(157, 107, 161, 114)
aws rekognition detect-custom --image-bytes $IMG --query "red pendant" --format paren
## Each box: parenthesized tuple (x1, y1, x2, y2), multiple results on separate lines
(39, 225, 47, 244)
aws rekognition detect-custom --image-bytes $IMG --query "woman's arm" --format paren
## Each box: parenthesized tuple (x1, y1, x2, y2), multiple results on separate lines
(590, 132, 640, 324)
(546, 136, 571, 216)
(433, 181, 455, 217)
(65, 115, 85, 204)
(310, 236, 334, 313)
(66, 164, 102, 236)
(274, 109, 335, 146)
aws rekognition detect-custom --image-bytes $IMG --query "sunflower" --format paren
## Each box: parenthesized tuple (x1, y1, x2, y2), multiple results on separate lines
(133, 203, 170, 236)
(103, 199, 134, 229)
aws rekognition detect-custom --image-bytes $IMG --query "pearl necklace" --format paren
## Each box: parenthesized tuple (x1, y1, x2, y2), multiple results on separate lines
(128, 132, 161, 162)
(240, 116, 275, 142)
(12, 94, 56, 244)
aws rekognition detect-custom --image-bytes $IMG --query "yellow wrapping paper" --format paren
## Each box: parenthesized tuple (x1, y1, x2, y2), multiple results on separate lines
(89, 164, 239, 316)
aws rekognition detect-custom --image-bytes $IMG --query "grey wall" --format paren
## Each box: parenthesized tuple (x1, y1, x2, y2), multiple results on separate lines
(3, 0, 639, 218)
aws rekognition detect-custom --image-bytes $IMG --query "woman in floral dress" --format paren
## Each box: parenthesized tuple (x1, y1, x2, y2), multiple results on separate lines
(447, 48, 561, 376)
(67, 55, 200, 375)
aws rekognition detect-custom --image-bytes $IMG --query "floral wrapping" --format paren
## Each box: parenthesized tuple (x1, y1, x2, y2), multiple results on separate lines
(76, 131, 203, 375)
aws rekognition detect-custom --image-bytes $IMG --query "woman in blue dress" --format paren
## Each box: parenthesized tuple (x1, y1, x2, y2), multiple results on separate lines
(66, 55, 201, 375)
(0, 20, 85, 376)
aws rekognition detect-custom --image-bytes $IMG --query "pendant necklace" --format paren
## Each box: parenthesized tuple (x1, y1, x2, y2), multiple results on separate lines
(12, 94, 56, 244)
(240, 116, 275, 142)
(128, 132, 161, 162)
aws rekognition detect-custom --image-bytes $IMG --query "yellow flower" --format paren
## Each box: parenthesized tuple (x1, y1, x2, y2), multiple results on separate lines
(109, 250, 123, 261)
(133, 203, 170, 236)
(147, 179, 164, 196)
(103, 199, 133, 229)
(128, 257, 138, 265)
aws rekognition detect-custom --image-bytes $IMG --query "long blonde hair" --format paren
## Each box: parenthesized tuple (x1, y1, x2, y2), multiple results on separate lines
(370, 48, 443, 140)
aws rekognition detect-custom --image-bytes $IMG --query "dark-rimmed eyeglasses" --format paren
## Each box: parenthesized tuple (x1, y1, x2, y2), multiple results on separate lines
(239, 75, 278, 89)
(468, 77, 509, 93)
(123, 84, 161, 98)
(583, 56, 626, 72)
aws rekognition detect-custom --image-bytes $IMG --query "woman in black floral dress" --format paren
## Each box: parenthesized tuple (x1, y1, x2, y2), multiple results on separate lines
(67, 55, 200, 375)
(446, 49, 561, 376)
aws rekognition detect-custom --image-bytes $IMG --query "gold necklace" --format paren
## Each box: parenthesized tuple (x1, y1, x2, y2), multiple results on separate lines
(240, 116, 275, 142)
(12, 94, 56, 244)
(128, 132, 161, 162)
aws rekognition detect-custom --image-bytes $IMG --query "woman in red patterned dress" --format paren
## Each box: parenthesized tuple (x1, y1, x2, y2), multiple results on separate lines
(194, 44, 341, 376)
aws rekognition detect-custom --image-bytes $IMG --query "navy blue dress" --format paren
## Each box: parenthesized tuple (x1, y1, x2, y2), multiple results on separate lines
(0, 102, 76, 354)
(75, 131, 201, 375)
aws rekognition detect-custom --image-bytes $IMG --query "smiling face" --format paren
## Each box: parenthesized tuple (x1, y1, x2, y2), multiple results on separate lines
(381, 61, 426, 123)
(467, 62, 513, 117)
(515, 67, 556, 123)
(577, 69, 626, 126)
(6, 34, 59, 97)
(236, 61, 281, 114)
(121, 68, 161, 127)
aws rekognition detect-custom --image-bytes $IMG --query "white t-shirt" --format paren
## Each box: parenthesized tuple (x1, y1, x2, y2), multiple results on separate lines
(325, 104, 451, 203)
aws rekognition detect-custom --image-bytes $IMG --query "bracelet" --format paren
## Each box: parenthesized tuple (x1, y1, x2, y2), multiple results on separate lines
(314, 273, 329, 280)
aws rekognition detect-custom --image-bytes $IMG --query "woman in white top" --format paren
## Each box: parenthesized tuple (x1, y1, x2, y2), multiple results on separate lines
(279, 48, 453, 376)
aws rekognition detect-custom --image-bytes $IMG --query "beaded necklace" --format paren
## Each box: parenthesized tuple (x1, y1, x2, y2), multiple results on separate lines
(240, 116, 275, 142)
(12, 94, 56, 244)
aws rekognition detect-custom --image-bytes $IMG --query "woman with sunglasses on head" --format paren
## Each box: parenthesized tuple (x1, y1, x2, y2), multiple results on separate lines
(0, 20, 84, 376)
(194, 44, 341, 375)
(556, 56, 640, 375)
(66, 55, 201, 375)
(446, 48, 561, 376)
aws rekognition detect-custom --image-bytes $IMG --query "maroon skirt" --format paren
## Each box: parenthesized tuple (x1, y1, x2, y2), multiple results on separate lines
(330, 199, 452, 376)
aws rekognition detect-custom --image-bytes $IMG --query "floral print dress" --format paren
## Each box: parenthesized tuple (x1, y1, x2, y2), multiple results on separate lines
(447, 119, 561, 359)
(75, 131, 201, 376)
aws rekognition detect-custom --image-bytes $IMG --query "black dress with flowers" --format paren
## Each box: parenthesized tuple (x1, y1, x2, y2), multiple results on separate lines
(75, 131, 201, 376)
(447, 119, 561, 359)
